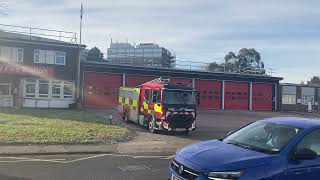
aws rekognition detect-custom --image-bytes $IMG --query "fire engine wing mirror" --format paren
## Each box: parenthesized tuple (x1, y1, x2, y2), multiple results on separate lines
(197, 98, 200, 106)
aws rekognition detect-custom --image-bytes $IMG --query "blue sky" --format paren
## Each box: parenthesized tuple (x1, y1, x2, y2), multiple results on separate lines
(1, 0, 319, 83)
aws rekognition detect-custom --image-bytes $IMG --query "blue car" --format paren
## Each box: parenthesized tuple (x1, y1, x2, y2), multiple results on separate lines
(169, 117, 320, 180)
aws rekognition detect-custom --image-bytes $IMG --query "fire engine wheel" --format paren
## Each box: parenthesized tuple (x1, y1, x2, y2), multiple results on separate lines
(148, 116, 157, 133)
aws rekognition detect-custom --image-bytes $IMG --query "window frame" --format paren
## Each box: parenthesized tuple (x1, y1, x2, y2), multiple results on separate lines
(34, 49, 66, 65)
(144, 89, 151, 103)
(34, 49, 41, 63)
(38, 80, 50, 99)
(63, 81, 73, 99)
(290, 128, 320, 157)
(17, 48, 24, 62)
(51, 80, 62, 99)
(0, 46, 24, 63)
(25, 79, 36, 98)
(0, 83, 12, 96)
(55, 51, 66, 65)
(282, 94, 297, 105)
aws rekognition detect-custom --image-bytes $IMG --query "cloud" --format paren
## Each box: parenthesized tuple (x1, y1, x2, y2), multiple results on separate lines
(1, 0, 319, 83)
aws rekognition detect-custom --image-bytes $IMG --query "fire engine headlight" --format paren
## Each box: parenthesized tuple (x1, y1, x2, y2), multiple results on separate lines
(207, 171, 244, 180)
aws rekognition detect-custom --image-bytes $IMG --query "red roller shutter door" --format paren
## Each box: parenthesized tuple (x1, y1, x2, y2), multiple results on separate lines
(224, 82, 249, 110)
(195, 80, 221, 109)
(83, 72, 122, 108)
(167, 77, 192, 84)
(125, 75, 158, 87)
(252, 83, 273, 110)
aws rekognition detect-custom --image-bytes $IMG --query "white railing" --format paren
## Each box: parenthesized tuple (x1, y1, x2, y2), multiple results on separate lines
(0, 24, 77, 43)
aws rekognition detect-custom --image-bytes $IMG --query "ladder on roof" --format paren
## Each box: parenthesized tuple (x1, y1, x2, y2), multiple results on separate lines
(141, 77, 170, 85)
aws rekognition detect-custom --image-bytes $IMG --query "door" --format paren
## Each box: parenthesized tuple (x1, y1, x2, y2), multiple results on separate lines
(252, 83, 273, 111)
(282, 129, 320, 180)
(167, 77, 192, 84)
(224, 82, 249, 110)
(125, 75, 157, 87)
(83, 72, 122, 108)
(0, 82, 13, 107)
(195, 79, 221, 109)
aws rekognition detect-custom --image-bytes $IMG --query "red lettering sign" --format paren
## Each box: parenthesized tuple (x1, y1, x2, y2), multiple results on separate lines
(0, 64, 54, 78)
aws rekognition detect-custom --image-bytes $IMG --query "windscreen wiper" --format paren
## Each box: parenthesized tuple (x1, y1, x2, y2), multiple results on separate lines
(226, 141, 274, 154)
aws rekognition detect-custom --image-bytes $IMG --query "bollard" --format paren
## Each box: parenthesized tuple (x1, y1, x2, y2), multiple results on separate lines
(109, 114, 113, 124)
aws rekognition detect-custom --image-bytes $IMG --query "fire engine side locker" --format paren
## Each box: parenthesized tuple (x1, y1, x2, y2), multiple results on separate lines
(118, 87, 141, 123)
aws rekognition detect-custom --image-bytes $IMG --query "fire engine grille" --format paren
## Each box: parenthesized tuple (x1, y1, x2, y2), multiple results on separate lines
(167, 114, 193, 129)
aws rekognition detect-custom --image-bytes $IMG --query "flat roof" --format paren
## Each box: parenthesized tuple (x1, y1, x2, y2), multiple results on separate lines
(81, 61, 283, 83)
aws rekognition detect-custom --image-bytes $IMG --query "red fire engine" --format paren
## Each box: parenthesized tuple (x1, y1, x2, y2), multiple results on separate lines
(118, 78, 197, 133)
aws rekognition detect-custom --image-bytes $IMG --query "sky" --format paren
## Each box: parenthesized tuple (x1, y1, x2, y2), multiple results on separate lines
(0, 0, 319, 83)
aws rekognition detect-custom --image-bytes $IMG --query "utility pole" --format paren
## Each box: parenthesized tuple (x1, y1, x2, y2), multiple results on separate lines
(77, 2, 83, 104)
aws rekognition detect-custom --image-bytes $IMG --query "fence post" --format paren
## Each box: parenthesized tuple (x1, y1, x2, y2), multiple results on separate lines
(29, 28, 32, 39)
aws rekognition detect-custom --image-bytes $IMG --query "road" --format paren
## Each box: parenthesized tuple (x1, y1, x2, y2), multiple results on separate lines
(0, 110, 310, 180)
(0, 153, 172, 180)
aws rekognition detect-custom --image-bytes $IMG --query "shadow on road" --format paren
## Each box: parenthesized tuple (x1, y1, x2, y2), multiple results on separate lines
(0, 174, 31, 180)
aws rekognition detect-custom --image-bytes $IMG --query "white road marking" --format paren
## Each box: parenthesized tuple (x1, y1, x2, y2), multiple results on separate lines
(65, 154, 108, 163)
(0, 154, 174, 164)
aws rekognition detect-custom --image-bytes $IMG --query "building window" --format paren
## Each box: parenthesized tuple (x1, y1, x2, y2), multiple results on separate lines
(34, 49, 40, 63)
(301, 87, 315, 105)
(34, 49, 66, 65)
(52, 81, 62, 98)
(55, 51, 66, 65)
(17, 48, 24, 62)
(38, 80, 49, 98)
(25, 79, 36, 98)
(282, 95, 296, 105)
(301, 95, 314, 105)
(0, 46, 24, 62)
(63, 82, 73, 98)
(0, 83, 11, 96)
(45, 51, 55, 64)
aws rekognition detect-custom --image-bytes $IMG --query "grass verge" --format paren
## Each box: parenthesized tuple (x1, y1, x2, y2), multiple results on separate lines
(0, 108, 131, 144)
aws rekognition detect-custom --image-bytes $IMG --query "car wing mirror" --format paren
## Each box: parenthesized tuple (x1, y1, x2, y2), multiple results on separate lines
(227, 131, 234, 136)
(294, 148, 317, 160)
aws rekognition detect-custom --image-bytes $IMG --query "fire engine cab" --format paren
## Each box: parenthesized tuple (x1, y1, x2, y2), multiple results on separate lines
(118, 78, 197, 133)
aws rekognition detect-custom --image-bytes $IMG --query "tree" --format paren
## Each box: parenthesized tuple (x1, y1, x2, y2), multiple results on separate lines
(207, 48, 265, 74)
(206, 62, 223, 72)
(86, 47, 104, 61)
(307, 76, 320, 87)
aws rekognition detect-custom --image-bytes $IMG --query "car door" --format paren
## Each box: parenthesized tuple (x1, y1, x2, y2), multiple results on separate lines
(282, 129, 320, 180)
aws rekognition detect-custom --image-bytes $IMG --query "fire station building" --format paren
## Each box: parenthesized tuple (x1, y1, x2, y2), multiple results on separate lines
(80, 61, 283, 111)
(0, 31, 81, 108)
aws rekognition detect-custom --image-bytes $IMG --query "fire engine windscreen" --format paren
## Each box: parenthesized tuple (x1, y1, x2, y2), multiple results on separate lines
(163, 90, 196, 105)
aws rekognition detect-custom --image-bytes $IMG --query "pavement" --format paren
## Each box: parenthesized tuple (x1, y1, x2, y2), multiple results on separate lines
(0, 109, 317, 156)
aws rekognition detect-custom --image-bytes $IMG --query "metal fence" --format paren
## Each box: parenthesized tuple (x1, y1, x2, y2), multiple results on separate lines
(106, 59, 276, 76)
(0, 24, 77, 43)
(171, 60, 276, 76)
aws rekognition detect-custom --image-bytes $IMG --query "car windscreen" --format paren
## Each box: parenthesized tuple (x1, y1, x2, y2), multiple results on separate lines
(223, 121, 302, 154)
(163, 90, 196, 105)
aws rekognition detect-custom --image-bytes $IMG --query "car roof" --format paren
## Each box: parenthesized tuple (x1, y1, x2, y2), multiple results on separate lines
(262, 117, 320, 129)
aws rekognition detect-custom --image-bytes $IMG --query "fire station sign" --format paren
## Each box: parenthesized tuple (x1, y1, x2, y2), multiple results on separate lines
(0, 64, 54, 77)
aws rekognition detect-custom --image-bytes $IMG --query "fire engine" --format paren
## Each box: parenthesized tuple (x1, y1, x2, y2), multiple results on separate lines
(118, 78, 197, 133)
